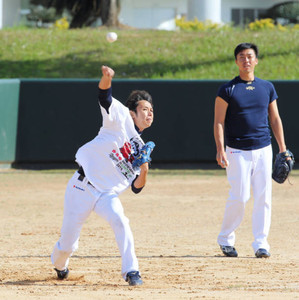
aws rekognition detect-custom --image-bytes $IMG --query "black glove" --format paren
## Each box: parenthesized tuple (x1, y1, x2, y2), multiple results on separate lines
(272, 149, 295, 184)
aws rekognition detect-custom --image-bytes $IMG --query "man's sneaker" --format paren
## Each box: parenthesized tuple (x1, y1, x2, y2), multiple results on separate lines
(54, 267, 69, 280)
(220, 245, 238, 257)
(255, 248, 270, 258)
(126, 271, 143, 286)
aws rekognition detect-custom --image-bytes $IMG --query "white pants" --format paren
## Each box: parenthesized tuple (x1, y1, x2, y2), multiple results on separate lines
(51, 172, 139, 279)
(217, 145, 273, 253)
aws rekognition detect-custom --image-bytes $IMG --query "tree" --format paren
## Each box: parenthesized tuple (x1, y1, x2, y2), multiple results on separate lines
(30, 0, 121, 28)
(261, 1, 299, 24)
(100, 0, 121, 27)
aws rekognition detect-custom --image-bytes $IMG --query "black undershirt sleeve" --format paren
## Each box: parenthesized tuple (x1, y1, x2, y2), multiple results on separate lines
(98, 87, 112, 114)
(131, 175, 144, 194)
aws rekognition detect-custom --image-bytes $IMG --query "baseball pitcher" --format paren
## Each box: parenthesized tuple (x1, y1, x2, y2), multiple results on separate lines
(51, 65, 155, 286)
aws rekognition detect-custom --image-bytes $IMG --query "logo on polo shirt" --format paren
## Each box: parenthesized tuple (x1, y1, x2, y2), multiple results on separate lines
(73, 185, 85, 191)
(246, 86, 255, 91)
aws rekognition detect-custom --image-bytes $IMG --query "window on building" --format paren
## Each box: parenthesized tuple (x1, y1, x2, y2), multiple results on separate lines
(232, 8, 267, 27)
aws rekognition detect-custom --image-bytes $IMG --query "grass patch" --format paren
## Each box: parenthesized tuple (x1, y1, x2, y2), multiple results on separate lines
(0, 28, 298, 79)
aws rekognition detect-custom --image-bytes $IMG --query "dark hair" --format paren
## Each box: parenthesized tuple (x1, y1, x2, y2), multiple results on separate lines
(125, 90, 153, 112)
(234, 43, 259, 59)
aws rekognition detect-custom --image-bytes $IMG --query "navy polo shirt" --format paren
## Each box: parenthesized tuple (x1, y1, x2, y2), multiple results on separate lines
(217, 76, 278, 150)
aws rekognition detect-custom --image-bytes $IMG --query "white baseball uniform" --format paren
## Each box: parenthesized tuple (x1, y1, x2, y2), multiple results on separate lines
(51, 95, 145, 279)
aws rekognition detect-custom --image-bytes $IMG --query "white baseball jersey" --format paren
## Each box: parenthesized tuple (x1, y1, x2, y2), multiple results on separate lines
(75, 97, 144, 194)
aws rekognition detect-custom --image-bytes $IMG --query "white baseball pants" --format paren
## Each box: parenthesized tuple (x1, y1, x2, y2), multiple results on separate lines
(217, 145, 273, 253)
(51, 171, 139, 279)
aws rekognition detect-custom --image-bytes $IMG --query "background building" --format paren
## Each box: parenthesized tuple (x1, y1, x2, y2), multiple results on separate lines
(0, 0, 294, 30)
(119, 0, 289, 30)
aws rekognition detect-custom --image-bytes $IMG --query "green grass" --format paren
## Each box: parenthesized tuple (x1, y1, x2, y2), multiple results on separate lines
(0, 27, 298, 79)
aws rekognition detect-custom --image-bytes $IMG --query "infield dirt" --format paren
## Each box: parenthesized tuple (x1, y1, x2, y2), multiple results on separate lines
(0, 169, 298, 299)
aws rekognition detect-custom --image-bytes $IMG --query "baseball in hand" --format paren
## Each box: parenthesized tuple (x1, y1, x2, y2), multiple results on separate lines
(222, 160, 229, 168)
(106, 32, 118, 43)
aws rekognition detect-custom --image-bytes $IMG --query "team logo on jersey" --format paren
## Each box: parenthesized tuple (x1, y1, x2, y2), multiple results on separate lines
(120, 142, 134, 163)
(246, 86, 255, 91)
(116, 160, 134, 179)
(109, 136, 144, 180)
(109, 144, 135, 180)
(130, 136, 143, 160)
(109, 149, 122, 163)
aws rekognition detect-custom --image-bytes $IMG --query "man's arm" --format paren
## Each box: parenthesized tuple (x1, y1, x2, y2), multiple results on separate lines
(214, 96, 229, 168)
(131, 164, 149, 194)
(268, 100, 287, 153)
(98, 66, 115, 112)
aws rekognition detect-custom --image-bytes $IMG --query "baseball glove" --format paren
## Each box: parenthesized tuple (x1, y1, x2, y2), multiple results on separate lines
(132, 141, 155, 169)
(272, 149, 295, 184)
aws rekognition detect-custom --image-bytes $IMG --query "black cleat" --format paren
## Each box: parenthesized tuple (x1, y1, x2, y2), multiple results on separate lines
(126, 271, 143, 286)
(54, 267, 69, 280)
(220, 245, 238, 257)
(255, 248, 270, 258)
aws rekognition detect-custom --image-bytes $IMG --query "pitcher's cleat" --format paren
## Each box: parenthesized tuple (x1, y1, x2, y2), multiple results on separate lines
(255, 248, 270, 258)
(220, 245, 238, 257)
(126, 271, 143, 286)
(54, 267, 69, 280)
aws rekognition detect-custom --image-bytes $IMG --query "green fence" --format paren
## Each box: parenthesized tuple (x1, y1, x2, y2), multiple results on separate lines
(0, 79, 298, 168)
(0, 79, 20, 166)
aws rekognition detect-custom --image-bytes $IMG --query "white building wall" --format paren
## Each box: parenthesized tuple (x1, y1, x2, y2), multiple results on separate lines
(1, 0, 21, 28)
(0, 0, 3, 29)
(188, 0, 222, 23)
(119, 0, 187, 30)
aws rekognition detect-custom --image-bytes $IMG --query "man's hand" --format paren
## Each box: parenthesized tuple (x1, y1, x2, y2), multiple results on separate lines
(216, 152, 229, 168)
(102, 65, 115, 79)
(99, 65, 115, 89)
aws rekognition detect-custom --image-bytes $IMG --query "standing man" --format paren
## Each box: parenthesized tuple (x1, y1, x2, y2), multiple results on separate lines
(51, 65, 155, 285)
(214, 43, 289, 258)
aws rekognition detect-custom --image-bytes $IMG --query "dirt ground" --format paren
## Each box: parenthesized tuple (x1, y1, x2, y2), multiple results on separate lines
(0, 168, 298, 299)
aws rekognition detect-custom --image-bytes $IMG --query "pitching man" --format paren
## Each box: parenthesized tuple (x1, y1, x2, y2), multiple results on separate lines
(51, 65, 155, 285)
(214, 43, 289, 258)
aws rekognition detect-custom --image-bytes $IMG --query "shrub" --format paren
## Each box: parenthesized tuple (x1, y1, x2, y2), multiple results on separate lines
(26, 5, 57, 27)
(248, 18, 275, 31)
(277, 23, 287, 31)
(248, 17, 299, 31)
(175, 17, 228, 32)
(54, 17, 70, 30)
(292, 24, 299, 30)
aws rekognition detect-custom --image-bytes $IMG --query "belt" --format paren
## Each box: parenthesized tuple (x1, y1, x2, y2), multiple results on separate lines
(77, 166, 94, 187)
